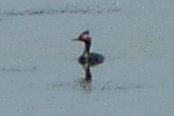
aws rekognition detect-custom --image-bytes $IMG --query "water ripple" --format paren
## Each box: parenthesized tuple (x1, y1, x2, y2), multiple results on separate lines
(0, 5, 121, 17)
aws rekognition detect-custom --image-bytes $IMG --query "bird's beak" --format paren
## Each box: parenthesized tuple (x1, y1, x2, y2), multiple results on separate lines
(72, 38, 80, 41)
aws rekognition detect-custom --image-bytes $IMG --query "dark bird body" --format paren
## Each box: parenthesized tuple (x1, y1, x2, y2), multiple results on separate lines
(79, 52, 104, 65)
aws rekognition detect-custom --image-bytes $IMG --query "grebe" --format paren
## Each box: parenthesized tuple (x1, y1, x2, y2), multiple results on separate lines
(73, 30, 104, 65)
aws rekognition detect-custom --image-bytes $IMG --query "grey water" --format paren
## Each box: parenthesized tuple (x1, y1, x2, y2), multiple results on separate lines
(0, 0, 174, 116)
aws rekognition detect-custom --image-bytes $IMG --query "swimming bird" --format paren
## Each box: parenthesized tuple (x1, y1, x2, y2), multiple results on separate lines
(73, 30, 104, 65)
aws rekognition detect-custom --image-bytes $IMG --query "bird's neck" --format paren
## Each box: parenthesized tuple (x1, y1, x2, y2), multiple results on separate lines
(83, 41, 91, 56)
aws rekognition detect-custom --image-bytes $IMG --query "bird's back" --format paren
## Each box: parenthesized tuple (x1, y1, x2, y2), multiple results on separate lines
(78, 52, 104, 66)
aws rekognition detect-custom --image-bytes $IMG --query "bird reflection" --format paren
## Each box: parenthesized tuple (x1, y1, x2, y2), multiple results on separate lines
(83, 63, 92, 81)
(79, 63, 92, 91)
